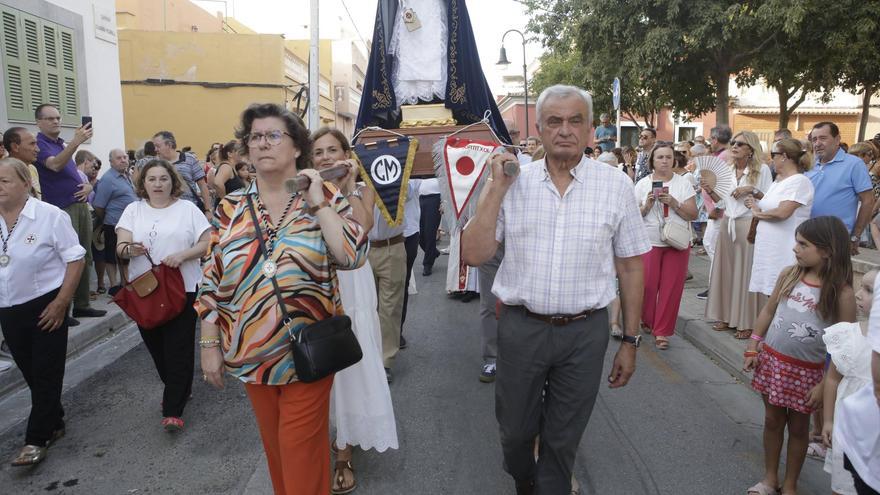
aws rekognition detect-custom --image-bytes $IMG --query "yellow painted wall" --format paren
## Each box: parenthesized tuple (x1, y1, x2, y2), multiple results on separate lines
(119, 30, 287, 156)
(123, 85, 283, 154)
(116, 0, 224, 33)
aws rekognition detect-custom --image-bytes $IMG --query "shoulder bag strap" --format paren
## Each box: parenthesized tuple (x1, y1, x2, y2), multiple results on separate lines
(244, 194, 292, 323)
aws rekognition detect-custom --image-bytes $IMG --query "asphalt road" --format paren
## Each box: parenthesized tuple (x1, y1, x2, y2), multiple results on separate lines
(0, 251, 831, 494)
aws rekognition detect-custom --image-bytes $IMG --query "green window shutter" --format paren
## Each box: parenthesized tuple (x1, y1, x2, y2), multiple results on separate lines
(58, 27, 77, 123)
(0, 5, 79, 123)
(0, 8, 30, 121)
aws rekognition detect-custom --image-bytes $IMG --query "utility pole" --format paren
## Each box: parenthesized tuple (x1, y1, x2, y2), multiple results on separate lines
(308, 0, 320, 130)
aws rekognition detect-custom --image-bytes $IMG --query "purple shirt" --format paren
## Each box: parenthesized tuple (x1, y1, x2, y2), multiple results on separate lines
(35, 132, 86, 209)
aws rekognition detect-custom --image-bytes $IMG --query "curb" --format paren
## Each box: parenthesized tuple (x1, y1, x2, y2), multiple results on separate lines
(0, 310, 134, 398)
(676, 310, 751, 385)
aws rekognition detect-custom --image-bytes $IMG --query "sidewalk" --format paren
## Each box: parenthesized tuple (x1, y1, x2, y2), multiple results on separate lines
(677, 247, 879, 384)
(0, 294, 132, 398)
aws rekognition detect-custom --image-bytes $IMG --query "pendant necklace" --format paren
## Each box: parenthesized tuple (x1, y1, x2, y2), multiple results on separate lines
(0, 216, 19, 267)
(256, 192, 297, 278)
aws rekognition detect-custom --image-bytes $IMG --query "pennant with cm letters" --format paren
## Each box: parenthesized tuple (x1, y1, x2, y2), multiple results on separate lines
(443, 137, 500, 219)
(352, 137, 418, 227)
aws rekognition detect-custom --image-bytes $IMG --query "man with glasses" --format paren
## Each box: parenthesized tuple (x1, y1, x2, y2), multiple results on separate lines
(806, 121, 874, 254)
(635, 127, 657, 182)
(34, 103, 105, 319)
(152, 131, 212, 219)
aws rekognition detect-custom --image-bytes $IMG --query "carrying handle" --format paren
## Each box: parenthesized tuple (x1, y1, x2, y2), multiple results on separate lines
(116, 241, 158, 285)
(244, 195, 298, 340)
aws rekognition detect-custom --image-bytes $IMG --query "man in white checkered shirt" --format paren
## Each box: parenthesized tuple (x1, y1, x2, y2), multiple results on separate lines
(462, 84, 651, 495)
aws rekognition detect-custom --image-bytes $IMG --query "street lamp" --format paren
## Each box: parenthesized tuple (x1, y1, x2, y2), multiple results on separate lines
(497, 29, 528, 142)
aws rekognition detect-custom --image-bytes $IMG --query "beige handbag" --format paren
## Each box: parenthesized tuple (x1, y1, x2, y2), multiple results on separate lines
(656, 209, 691, 250)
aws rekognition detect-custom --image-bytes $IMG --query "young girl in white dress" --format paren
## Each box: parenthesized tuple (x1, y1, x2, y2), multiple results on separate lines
(312, 128, 398, 494)
(822, 269, 877, 495)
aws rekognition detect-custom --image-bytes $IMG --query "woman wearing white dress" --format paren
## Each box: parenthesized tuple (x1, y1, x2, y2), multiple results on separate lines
(312, 127, 398, 494)
(747, 138, 815, 296)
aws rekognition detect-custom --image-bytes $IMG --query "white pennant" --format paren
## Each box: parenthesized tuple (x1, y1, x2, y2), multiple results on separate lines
(443, 138, 498, 219)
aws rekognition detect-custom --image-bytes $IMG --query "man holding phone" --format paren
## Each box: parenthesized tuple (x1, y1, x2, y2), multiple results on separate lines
(35, 104, 106, 319)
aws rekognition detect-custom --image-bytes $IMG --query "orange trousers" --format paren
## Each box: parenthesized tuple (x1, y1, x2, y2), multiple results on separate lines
(245, 376, 333, 495)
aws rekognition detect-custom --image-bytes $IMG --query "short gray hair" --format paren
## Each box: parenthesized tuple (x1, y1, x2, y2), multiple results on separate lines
(109, 148, 126, 160)
(710, 125, 732, 144)
(535, 85, 593, 130)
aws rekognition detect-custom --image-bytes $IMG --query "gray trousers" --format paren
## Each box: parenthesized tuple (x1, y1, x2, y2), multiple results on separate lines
(478, 246, 504, 364)
(495, 305, 610, 494)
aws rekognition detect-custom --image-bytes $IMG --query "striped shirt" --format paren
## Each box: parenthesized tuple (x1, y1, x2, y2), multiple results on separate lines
(196, 181, 368, 385)
(493, 156, 651, 315)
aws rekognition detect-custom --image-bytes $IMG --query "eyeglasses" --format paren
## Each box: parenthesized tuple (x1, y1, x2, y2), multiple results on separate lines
(731, 140, 751, 149)
(246, 130, 291, 147)
(639, 134, 652, 139)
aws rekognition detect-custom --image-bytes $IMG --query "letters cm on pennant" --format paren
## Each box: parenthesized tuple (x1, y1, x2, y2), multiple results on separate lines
(352, 137, 418, 227)
(443, 137, 498, 219)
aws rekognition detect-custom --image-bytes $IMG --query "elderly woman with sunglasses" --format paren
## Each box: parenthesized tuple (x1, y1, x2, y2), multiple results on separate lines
(705, 131, 773, 340)
(197, 103, 367, 495)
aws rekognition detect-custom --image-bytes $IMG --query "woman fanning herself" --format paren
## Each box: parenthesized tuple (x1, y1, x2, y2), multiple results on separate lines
(634, 143, 697, 349)
(743, 216, 856, 495)
(706, 131, 773, 339)
(116, 159, 211, 432)
(0, 158, 85, 466)
(198, 104, 367, 495)
(312, 127, 397, 494)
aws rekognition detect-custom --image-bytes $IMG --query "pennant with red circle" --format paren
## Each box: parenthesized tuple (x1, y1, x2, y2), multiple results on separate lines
(443, 137, 499, 219)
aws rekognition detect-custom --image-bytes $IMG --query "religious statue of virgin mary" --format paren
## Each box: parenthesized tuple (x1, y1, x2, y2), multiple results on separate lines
(356, 0, 512, 144)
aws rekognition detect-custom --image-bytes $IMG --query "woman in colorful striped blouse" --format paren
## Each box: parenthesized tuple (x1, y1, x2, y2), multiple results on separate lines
(196, 103, 368, 495)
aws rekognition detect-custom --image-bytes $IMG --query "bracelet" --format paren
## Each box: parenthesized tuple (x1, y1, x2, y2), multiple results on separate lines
(749, 334, 764, 342)
(743, 350, 759, 357)
(199, 338, 220, 348)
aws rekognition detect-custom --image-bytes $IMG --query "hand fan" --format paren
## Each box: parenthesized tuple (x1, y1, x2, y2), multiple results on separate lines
(694, 155, 735, 198)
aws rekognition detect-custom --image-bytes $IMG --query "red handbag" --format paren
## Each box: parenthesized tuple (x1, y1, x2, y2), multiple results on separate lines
(112, 246, 186, 330)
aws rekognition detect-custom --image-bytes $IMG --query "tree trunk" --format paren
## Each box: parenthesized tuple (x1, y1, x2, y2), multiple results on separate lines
(858, 83, 873, 142)
(715, 72, 730, 126)
(777, 87, 790, 129)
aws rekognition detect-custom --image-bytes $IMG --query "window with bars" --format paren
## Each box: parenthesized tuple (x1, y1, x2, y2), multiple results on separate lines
(0, 5, 78, 124)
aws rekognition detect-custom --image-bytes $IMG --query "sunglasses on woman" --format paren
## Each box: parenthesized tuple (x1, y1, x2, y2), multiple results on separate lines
(730, 140, 751, 149)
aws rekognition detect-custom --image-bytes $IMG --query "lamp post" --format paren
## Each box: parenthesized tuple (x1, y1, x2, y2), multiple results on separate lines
(497, 29, 528, 142)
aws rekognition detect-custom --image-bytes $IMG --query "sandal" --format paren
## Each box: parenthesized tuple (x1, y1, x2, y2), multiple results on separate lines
(806, 441, 827, 460)
(96, 287, 107, 294)
(11, 445, 47, 467)
(654, 337, 669, 350)
(331, 460, 357, 494)
(734, 329, 753, 340)
(746, 481, 780, 495)
(712, 322, 730, 331)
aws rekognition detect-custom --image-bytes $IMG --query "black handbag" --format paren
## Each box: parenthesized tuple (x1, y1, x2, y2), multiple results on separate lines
(245, 195, 362, 383)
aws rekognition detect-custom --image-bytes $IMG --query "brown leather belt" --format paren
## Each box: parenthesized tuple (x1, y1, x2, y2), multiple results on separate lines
(523, 307, 600, 326)
(369, 234, 404, 248)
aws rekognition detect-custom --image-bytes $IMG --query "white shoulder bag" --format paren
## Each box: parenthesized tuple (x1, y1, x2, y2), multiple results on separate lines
(656, 206, 691, 251)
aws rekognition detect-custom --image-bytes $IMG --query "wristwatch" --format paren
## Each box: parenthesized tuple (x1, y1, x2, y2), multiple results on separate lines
(345, 188, 363, 200)
(621, 334, 641, 348)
